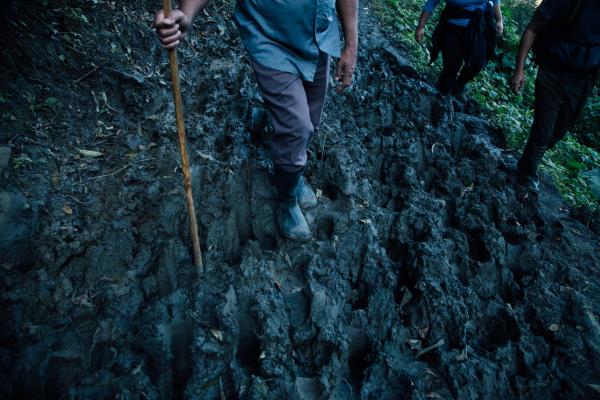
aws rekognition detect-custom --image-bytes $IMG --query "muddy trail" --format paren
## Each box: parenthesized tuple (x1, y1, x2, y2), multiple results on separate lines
(1, 1, 600, 399)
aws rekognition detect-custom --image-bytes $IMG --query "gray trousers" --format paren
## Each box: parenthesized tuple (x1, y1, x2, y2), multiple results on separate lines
(517, 68, 598, 177)
(251, 52, 330, 173)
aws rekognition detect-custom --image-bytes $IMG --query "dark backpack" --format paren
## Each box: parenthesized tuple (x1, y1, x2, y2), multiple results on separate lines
(532, 0, 600, 72)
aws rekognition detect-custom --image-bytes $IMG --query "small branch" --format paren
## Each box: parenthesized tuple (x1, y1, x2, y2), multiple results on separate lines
(71, 64, 102, 85)
(81, 164, 130, 182)
(416, 338, 445, 358)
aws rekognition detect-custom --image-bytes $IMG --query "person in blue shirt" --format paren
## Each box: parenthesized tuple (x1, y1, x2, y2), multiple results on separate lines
(154, 0, 359, 241)
(416, 0, 504, 96)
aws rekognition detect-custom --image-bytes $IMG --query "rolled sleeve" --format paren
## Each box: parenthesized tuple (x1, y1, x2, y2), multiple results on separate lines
(423, 0, 442, 13)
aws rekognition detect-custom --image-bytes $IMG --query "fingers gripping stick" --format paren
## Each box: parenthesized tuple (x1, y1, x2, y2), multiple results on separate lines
(163, 0, 204, 271)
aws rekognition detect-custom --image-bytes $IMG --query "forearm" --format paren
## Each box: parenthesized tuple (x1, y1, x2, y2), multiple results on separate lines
(180, 0, 209, 19)
(514, 28, 536, 72)
(494, 3, 502, 23)
(417, 11, 431, 30)
(336, 0, 359, 50)
(515, 13, 548, 72)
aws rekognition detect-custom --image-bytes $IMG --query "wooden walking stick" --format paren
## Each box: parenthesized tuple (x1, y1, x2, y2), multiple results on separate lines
(162, 0, 203, 272)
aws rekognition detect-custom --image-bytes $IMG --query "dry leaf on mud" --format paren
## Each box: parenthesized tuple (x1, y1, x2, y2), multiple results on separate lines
(588, 384, 600, 394)
(426, 392, 445, 399)
(51, 171, 60, 185)
(77, 149, 103, 157)
(63, 204, 73, 215)
(210, 329, 224, 342)
(197, 151, 217, 162)
(72, 293, 92, 307)
(455, 348, 468, 361)
(407, 339, 421, 350)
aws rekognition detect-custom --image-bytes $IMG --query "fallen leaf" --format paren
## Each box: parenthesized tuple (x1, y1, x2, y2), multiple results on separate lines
(51, 171, 60, 185)
(63, 204, 73, 215)
(78, 149, 103, 158)
(197, 151, 216, 162)
(407, 339, 421, 350)
(426, 392, 445, 399)
(210, 329, 224, 342)
(455, 348, 468, 361)
(72, 293, 92, 307)
(548, 324, 560, 332)
(588, 384, 600, 394)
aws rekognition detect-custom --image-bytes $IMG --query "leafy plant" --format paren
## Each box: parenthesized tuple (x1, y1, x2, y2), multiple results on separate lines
(26, 92, 60, 116)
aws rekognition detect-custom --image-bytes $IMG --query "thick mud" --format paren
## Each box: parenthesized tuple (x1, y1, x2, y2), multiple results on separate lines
(1, 1, 600, 399)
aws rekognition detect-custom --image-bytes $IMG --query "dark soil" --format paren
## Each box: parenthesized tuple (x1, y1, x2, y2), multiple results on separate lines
(1, 1, 600, 399)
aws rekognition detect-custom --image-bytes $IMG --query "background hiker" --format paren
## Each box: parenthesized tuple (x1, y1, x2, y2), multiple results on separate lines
(510, 0, 599, 194)
(416, 0, 503, 96)
(154, 0, 359, 240)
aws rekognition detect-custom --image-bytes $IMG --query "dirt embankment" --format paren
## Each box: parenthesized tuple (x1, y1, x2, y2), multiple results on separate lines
(1, 1, 600, 399)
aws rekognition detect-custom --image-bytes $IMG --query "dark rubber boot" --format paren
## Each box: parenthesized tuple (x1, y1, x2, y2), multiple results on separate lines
(274, 168, 311, 241)
(277, 198, 311, 240)
(518, 174, 540, 196)
(297, 176, 318, 209)
(451, 83, 467, 100)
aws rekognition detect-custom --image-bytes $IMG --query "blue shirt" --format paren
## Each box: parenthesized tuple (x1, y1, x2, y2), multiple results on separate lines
(423, 0, 499, 27)
(234, 0, 341, 81)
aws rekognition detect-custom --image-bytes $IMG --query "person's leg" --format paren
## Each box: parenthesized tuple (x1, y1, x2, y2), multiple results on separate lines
(297, 52, 330, 208)
(455, 31, 488, 92)
(547, 71, 597, 149)
(517, 69, 565, 182)
(303, 52, 330, 140)
(438, 25, 467, 95)
(251, 60, 313, 240)
(252, 61, 313, 173)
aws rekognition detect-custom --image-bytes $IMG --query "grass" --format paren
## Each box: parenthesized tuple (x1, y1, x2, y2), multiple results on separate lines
(370, 0, 600, 207)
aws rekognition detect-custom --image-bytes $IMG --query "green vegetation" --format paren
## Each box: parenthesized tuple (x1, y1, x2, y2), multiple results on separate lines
(372, 0, 599, 207)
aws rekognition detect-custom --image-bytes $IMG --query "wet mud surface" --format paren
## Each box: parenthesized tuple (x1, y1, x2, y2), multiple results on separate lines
(1, 1, 600, 399)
